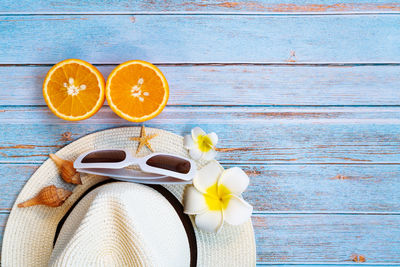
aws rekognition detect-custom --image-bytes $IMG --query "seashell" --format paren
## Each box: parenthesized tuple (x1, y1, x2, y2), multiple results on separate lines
(18, 185, 72, 208)
(49, 154, 82, 185)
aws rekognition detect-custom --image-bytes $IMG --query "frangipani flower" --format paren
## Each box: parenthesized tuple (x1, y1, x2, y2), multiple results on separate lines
(184, 161, 253, 232)
(184, 127, 218, 161)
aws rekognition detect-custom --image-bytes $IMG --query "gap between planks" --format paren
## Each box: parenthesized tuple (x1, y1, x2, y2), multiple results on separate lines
(256, 263, 400, 266)
(1, 11, 400, 16)
(2, 161, 400, 165)
(3, 104, 400, 108)
(2, 0, 400, 15)
(2, 62, 400, 66)
(1, 210, 400, 215)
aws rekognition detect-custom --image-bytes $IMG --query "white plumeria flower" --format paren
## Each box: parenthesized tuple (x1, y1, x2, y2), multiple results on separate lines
(184, 127, 218, 161)
(183, 161, 253, 232)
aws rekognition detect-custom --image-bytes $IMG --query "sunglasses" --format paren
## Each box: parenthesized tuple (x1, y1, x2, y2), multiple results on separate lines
(74, 149, 197, 184)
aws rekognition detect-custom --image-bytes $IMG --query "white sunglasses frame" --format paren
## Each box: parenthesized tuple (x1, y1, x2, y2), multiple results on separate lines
(74, 149, 197, 181)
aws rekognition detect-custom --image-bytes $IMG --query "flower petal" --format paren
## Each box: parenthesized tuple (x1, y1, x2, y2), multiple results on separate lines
(195, 210, 224, 232)
(223, 195, 253, 225)
(183, 186, 208, 215)
(193, 161, 224, 194)
(189, 148, 202, 160)
(191, 127, 206, 140)
(218, 167, 249, 196)
(202, 148, 217, 161)
(183, 134, 195, 149)
(205, 132, 218, 146)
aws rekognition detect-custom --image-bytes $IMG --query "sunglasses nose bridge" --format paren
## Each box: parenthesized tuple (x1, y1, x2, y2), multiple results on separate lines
(125, 151, 145, 168)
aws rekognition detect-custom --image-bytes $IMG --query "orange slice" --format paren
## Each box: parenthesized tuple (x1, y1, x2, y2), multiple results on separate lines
(43, 59, 105, 121)
(106, 60, 169, 122)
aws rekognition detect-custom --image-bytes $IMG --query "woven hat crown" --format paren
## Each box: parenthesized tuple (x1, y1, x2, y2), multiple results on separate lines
(50, 182, 191, 267)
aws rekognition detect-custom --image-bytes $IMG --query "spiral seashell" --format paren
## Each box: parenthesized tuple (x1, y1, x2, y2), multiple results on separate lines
(49, 154, 82, 185)
(17, 185, 72, 208)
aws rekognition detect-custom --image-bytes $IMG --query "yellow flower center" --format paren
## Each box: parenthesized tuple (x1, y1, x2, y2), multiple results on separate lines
(204, 182, 232, 211)
(196, 135, 213, 152)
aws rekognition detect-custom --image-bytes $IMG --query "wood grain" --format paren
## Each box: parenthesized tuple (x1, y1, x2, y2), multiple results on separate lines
(253, 214, 400, 263)
(0, 106, 399, 163)
(1, 0, 400, 13)
(1, 2, 399, 265)
(1, 15, 400, 64)
(0, 213, 399, 263)
(2, 65, 400, 106)
(1, 163, 400, 213)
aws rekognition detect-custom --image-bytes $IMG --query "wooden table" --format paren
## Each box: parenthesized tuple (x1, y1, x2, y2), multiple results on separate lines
(1, 1, 400, 266)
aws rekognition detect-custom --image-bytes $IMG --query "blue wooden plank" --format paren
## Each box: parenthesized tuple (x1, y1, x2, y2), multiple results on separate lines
(0, 213, 399, 263)
(253, 214, 400, 263)
(1, 163, 400, 212)
(2, 65, 400, 106)
(0, 106, 399, 164)
(1, 15, 400, 63)
(1, 0, 400, 13)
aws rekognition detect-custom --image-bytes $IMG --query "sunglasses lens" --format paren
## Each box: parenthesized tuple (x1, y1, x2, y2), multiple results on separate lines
(146, 155, 191, 174)
(82, 150, 126, 163)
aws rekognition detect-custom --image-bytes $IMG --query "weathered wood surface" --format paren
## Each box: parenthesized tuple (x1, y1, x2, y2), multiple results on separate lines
(2, 65, 400, 106)
(0, 213, 399, 264)
(1, 2, 400, 266)
(0, 107, 399, 163)
(253, 214, 400, 263)
(1, 0, 400, 13)
(1, 15, 400, 64)
(1, 163, 400, 213)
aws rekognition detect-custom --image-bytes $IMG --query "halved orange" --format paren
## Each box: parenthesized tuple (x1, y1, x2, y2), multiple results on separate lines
(43, 59, 105, 121)
(106, 60, 169, 122)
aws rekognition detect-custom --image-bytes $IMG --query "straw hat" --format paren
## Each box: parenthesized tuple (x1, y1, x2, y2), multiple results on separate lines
(1, 127, 256, 267)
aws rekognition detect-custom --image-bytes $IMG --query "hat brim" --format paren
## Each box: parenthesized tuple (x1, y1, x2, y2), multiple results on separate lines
(2, 127, 256, 267)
